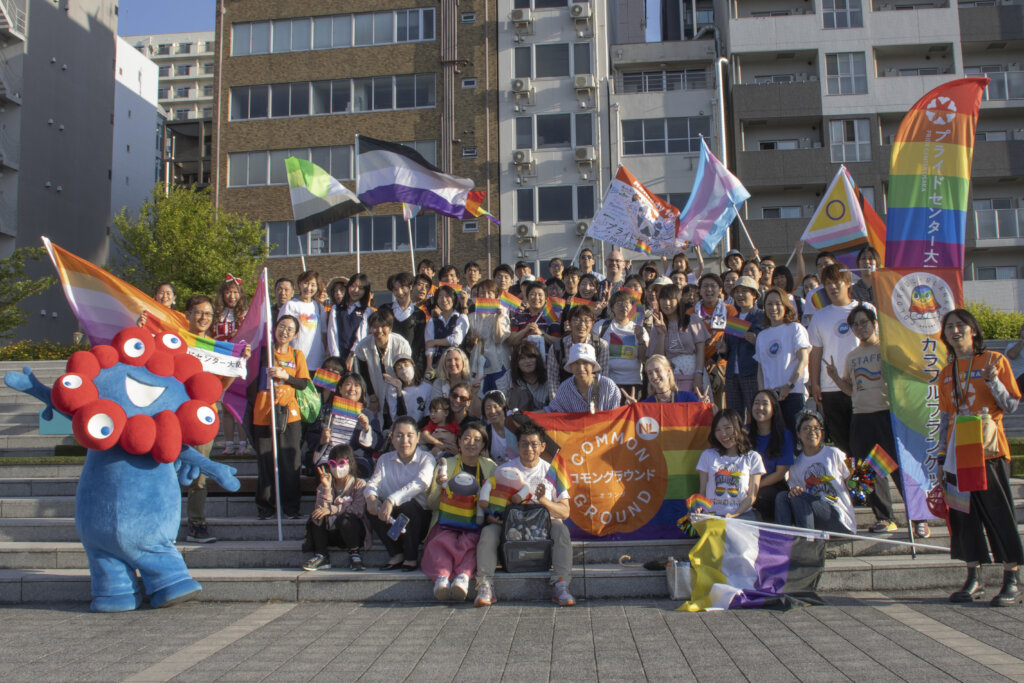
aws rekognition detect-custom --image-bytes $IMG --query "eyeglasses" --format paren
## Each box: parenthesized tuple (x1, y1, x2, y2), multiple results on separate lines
(451, 394, 471, 402)
(580, 254, 594, 260)
(800, 425, 824, 434)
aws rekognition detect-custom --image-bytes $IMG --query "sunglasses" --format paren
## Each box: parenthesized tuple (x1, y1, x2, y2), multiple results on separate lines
(452, 394, 471, 402)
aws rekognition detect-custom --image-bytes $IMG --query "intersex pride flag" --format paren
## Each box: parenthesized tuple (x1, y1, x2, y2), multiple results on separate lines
(527, 402, 712, 540)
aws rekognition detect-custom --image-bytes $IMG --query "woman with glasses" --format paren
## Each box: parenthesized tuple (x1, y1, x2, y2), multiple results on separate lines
(774, 411, 855, 533)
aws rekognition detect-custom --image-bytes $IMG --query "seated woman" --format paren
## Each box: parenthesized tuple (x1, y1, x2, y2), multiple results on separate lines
(422, 421, 497, 602)
(497, 341, 550, 412)
(696, 409, 765, 520)
(746, 390, 794, 522)
(643, 354, 704, 405)
(431, 347, 473, 400)
(481, 390, 518, 465)
(364, 416, 436, 571)
(383, 353, 433, 427)
(775, 411, 855, 533)
(547, 343, 621, 414)
(301, 445, 369, 572)
(310, 369, 381, 479)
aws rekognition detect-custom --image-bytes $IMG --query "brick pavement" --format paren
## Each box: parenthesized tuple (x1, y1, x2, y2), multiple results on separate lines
(2, 592, 1024, 682)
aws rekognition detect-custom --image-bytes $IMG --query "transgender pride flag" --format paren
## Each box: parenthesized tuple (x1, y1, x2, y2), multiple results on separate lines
(676, 138, 750, 255)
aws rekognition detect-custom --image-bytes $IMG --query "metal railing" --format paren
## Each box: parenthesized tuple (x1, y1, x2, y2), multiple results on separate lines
(0, 54, 21, 101)
(981, 71, 1024, 101)
(975, 208, 1024, 240)
(0, 0, 26, 36)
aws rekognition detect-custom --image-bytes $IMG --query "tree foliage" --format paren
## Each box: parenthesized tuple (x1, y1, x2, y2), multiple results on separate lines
(112, 186, 270, 307)
(0, 247, 57, 342)
(965, 300, 1024, 341)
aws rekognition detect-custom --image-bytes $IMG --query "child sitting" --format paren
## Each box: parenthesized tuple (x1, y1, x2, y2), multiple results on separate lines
(419, 396, 460, 458)
(301, 445, 370, 572)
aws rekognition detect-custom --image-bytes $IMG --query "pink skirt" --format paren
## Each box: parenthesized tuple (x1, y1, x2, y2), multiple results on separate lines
(420, 525, 481, 580)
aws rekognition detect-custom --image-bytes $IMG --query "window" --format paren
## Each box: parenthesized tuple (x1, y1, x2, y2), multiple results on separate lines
(228, 145, 355, 187)
(158, 65, 170, 77)
(829, 119, 871, 162)
(202, 107, 213, 118)
(235, 11, 433, 55)
(977, 130, 1008, 142)
(462, 146, 478, 158)
(539, 186, 574, 221)
(822, 0, 862, 29)
(203, 41, 215, 52)
(250, 22, 270, 54)
(202, 84, 215, 97)
(463, 220, 479, 232)
(762, 206, 802, 219)
(203, 62, 214, 75)
(461, 78, 477, 89)
(536, 114, 571, 147)
(157, 87, 169, 99)
(577, 185, 595, 219)
(758, 140, 799, 150)
(621, 69, 706, 93)
(175, 86, 190, 98)
(176, 42, 192, 54)
(622, 117, 710, 155)
(230, 76, 432, 120)
(175, 64, 191, 77)
(515, 48, 531, 79)
(517, 186, 595, 222)
(974, 197, 1017, 240)
(754, 74, 794, 84)
(535, 44, 570, 78)
(461, 12, 476, 22)
(267, 214, 435, 256)
(157, 43, 171, 55)
(175, 108, 191, 120)
(573, 44, 592, 76)
(665, 193, 689, 209)
(977, 266, 1018, 280)
(575, 113, 593, 146)
(517, 188, 535, 222)
(515, 117, 532, 149)
(826, 52, 867, 95)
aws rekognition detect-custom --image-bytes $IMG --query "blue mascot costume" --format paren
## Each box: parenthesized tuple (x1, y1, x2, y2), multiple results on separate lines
(4, 327, 240, 612)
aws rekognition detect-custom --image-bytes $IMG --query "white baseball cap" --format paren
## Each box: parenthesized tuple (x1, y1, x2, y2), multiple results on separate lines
(564, 342, 600, 373)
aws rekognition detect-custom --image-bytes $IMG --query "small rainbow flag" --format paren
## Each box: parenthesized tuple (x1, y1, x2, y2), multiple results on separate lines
(543, 297, 565, 323)
(635, 239, 652, 256)
(474, 297, 500, 314)
(331, 396, 363, 420)
(444, 282, 464, 295)
(809, 287, 831, 310)
(953, 415, 986, 492)
(312, 368, 342, 392)
(864, 443, 898, 479)
(568, 296, 592, 309)
(417, 303, 432, 318)
(545, 452, 571, 498)
(724, 316, 752, 338)
(687, 493, 713, 514)
(499, 291, 522, 312)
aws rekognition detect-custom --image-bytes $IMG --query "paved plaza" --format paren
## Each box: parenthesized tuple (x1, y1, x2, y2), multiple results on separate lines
(3, 591, 1024, 682)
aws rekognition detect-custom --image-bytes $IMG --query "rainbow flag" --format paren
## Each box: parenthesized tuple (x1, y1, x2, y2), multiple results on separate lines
(331, 396, 363, 420)
(499, 291, 522, 312)
(41, 237, 250, 378)
(886, 78, 988, 270)
(545, 452, 571, 498)
(438, 489, 480, 530)
(687, 493, 712, 514)
(568, 296, 592, 310)
(312, 368, 342, 392)
(953, 415, 987, 492)
(445, 282, 464, 295)
(474, 297, 500, 314)
(543, 297, 566, 324)
(635, 239, 652, 256)
(809, 287, 831, 310)
(527, 402, 713, 540)
(461, 189, 500, 225)
(864, 444, 898, 479)
(724, 317, 752, 339)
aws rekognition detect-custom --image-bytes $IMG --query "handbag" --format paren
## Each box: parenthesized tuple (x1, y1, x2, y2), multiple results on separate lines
(296, 381, 322, 423)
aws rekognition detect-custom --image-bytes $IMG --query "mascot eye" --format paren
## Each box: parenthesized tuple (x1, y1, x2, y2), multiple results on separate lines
(61, 375, 83, 389)
(87, 413, 115, 440)
(123, 338, 147, 358)
(196, 406, 216, 425)
(161, 334, 183, 350)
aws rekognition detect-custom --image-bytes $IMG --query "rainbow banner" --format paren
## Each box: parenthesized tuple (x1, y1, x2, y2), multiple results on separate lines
(953, 415, 987, 492)
(527, 402, 712, 540)
(864, 444, 898, 479)
(875, 267, 962, 521)
(42, 237, 250, 378)
(331, 396, 363, 420)
(886, 78, 988, 270)
(499, 291, 522, 312)
(474, 297, 501, 314)
(724, 317, 752, 338)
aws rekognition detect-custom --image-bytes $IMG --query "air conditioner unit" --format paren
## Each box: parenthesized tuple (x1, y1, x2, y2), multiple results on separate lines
(575, 221, 589, 235)
(512, 77, 533, 93)
(570, 3, 592, 19)
(575, 145, 597, 162)
(511, 8, 533, 25)
(516, 222, 537, 239)
(574, 74, 596, 90)
(513, 149, 534, 166)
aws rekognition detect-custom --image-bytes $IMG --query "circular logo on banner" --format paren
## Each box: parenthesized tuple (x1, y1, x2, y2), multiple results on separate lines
(636, 416, 660, 441)
(925, 95, 957, 125)
(890, 272, 956, 335)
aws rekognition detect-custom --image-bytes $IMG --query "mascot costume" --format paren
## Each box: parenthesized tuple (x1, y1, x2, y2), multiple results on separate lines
(4, 327, 240, 612)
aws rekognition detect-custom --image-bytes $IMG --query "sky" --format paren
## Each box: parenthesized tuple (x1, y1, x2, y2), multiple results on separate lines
(117, 0, 216, 36)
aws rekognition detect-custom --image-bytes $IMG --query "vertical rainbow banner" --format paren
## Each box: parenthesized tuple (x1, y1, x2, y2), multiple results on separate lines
(875, 268, 962, 521)
(527, 402, 712, 540)
(885, 78, 988, 269)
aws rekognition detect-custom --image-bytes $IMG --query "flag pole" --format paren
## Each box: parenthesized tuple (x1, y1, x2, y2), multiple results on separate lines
(297, 232, 307, 272)
(406, 217, 416, 273)
(355, 135, 362, 273)
(736, 214, 757, 253)
(262, 268, 283, 542)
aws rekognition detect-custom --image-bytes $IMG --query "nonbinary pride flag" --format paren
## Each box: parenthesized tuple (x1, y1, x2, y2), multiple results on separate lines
(886, 78, 988, 270)
(676, 138, 750, 255)
(285, 157, 365, 235)
(357, 135, 474, 219)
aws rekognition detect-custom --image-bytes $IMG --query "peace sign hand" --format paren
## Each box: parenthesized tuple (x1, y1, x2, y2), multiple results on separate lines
(982, 355, 998, 382)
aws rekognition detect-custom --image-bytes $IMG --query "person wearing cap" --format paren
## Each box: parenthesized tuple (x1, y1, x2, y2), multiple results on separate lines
(547, 342, 621, 413)
(545, 304, 610, 400)
(723, 275, 765, 422)
(724, 249, 744, 274)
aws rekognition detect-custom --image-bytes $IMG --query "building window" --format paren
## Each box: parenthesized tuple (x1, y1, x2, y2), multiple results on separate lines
(822, 0, 862, 29)
(536, 114, 572, 148)
(203, 62, 214, 75)
(461, 78, 477, 89)
(762, 206, 802, 219)
(202, 84, 215, 97)
(158, 65, 170, 77)
(754, 74, 794, 84)
(267, 215, 435, 256)
(825, 52, 867, 95)
(621, 69, 707, 93)
(175, 86, 190, 98)
(203, 41, 215, 52)
(461, 12, 476, 22)
(517, 42, 591, 79)
(976, 266, 1018, 280)
(758, 140, 799, 150)
(976, 130, 1008, 142)
(175, 64, 192, 77)
(621, 117, 710, 155)
(665, 193, 689, 209)
(202, 107, 213, 118)
(175, 108, 191, 120)
(829, 119, 871, 162)
(462, 146, 478, 158)
(515, 117, 532, 149)
(236, 9, 435, 56)
(157, 43, 171, 55)
(514, 0, 568, 7)
(535, 44, 570, 78)
(517, 186, 595, 222)
(176, 42, 192, 54)
(516, 188, 535, 222)
(463, 220, 479, 232)
(231, 76, 434, 121)
(974, 197, 1017, 240)
(575, 113, 593, 146)
(157, 87, 169, 99)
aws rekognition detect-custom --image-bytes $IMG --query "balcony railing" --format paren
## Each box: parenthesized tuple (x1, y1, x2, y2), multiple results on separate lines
(981, 71, 1024, 101)
(976, 208, 1024, 240)
(873, 0, 950, 10)
(0, 0, 26, 38)
(613, 70, 709, 94)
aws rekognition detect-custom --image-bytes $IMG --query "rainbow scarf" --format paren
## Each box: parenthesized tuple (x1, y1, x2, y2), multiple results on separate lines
(312, 368, 342, 392)
(724, 316, 751, 338)
(953, 414, 986, 492)
(886, 78, 988, 270)
(545, 453, 571, 498)
(499, 291, 522, 312)
(331, 396, 362, 420)
(864, 444, 898, 479)
(474, 297, 500, 314)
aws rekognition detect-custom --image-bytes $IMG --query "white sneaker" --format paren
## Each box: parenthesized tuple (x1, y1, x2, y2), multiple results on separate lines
(552, 578, 575, 607)
(450, 573, 470, 601)
(433, 575, 450, 601)
(474, 582, 495, 607)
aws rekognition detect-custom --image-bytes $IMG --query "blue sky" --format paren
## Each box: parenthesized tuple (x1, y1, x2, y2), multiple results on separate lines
(118, 0, 216, 36)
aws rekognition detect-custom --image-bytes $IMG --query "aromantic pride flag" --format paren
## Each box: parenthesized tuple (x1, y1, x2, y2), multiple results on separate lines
(526, 402, 712, 540)
(42, 237, 250, 379)
(588, 165, 681, 256)
(285, 156, 365, 235)
(801, 166, 886, 264)
(885, 78, 989, 270)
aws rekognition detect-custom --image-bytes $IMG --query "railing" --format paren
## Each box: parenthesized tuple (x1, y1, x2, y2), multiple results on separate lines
(873, 0, 950, 10)
(981, 71, 1024, 101)
(975, 208, 1024, 240)
(0, 0, 26, 36)
(0, 54, 21, 101)
(613, 70, 709, 94)
(0, 124, 19, 169)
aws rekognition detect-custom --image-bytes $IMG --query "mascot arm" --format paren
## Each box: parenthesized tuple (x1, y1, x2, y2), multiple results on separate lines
(4, 367, 56, 420)
(174, 446, 241, 491)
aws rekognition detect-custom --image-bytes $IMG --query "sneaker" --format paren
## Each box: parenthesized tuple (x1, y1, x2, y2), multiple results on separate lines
(433, 576, 451, 601)
(450, 573, 470, 602)
(185, 524, 216, 544)
(474, 582, 494, 607)
(257, 509, 273, 520)
(220, 441, 236, 456)
(302, 554, 330, 571)
(237, 441, 253, 456)
(914, 521, 932, 539)
(349, 551, 364, 571)
(552, 578, 575, 607)
(869, 520, 898, 533)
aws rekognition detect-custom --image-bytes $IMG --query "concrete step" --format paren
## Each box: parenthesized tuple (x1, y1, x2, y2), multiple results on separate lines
(0, 459, 258, 479)
(0, 434, 78, 449)
(0, 517, 306, 542)
(0, 496, 322, 519)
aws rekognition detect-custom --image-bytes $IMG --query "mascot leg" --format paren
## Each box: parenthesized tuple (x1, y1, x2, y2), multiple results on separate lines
(84, 546, 144, 612)
(135, 545, 202, 608)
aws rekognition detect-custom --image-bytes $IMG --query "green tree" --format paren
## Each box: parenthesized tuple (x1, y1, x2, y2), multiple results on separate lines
(0, 247, 57, 342)
(112, 186, 271, 307)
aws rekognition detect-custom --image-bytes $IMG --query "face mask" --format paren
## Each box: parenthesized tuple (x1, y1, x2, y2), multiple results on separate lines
(328, 459, 349, 479)
(396, 366, 415, 383)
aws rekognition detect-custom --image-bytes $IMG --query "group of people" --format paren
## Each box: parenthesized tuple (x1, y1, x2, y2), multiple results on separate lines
(151, 240, 1023, 608)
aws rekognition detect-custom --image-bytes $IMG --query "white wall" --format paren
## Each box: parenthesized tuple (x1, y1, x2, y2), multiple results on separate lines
(964, 279, 1024, 313)
(111, 36, 161, 223)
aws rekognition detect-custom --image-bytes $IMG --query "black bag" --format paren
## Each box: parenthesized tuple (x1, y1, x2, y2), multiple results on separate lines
(501, 504, 552, 573)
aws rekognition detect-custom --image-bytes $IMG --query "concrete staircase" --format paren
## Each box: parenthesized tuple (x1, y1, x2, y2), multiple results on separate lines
(1, 360, 1022, 605)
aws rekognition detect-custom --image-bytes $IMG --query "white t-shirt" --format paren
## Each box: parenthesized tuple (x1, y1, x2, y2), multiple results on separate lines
(279, 299, 327, 372)
(754, 322, 811, 396)
(385, 381, 433, 425)
(601, 319, 648, 386)
(695, 449, 766, 517)
(808, 301, 874, 393)
(496, 457, 569, 503)
(787, 445, 855, 533)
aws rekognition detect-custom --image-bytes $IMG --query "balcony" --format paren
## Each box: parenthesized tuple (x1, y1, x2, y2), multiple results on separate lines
(0, 0, 26, 41)
(611, 69, 711, 95)
(972, 139, 1024, 178)
(975, 208, 1024, 243)
(732, 80, 821, 120)
(727, 12, 819, 52)
(735, 147, 831, 187)
(872, 0, 949, 10)
(958, 4, 1024, 42)
(980, 71, 1024, 103)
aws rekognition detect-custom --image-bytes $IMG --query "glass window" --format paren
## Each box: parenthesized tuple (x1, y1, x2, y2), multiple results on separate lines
(289, 148, 310, 162)
(333, 15, 352, 47)
(158, 87, 169, 99)
(175, 108, 191, 120)
(515, 117, 533, 149)
(228, 153, 248, 186)
(536, 0, 567, 7)
(249, 86, 268, 119)
(269, 150, 289, 184)
(535, 44, 570, 78)
(232, 24, 251, 56)
(157, 43, 170, 55)
(248, 151, 268, 185)
(826, 52, 867, 95)
(577, 185, 595, 219)
(622, 117, 708, 155)
(517, 188, 535, 222)
(573, 43, 592, 75)
(575, 113, 593, 146)
(353, 78, 373, 111)
(267, 222, 288, 257)
(272, 19, 291, 52)
(312, 81, 332, 114)
(291, 18, 311, 51)
(308, 227, 329, 256)
(331, 79, 350, 112)
(415, 74, 435, 107)
(395, 217, 411, 252)
(374, 12, 393, 44)
(158, 65, 170, 77)
(537, 114, 572, 147)
(175, 87, 190, 98)
(643, 119, 666, 154)
(271, 83, 290, 117)
(539, 186, 574, 221)
(373, 76, 393, 110)
(422, 9, 435, 40)
(395, 75, 416, 109)
(829, 118, 871, 162)
(414, 214, 437, 250)
(251, 21, 270, 54)
(622, 119, 644, 155)
(230, 87, 249, 120)
(313, 16, 332, 49)
(311, 146, 330, 171)
(354, 14, 374, 46)
(175, 64, 191, 76)
(177, 42, 192, 54)
(290, 82, 309, 116)
(515, 47, 531, 78)
(823, 0, 863, 29)
(331, 146, 352, 179)
(330, 220, 351, 253)
(203, 63, 214, 74)
(357, 217, 373, 252)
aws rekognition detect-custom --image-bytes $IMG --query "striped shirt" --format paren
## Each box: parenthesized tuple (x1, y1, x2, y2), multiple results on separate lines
(546, 374, 621, 413)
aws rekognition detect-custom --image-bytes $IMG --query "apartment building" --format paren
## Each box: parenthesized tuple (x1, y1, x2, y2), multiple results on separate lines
(112, 36, 162, 221)
(215, 0, 499, 286)
(125, 31, 216, 121)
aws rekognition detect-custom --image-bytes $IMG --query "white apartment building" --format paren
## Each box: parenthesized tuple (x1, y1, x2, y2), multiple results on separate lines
(111, 36, 161, 221)
(124, 31, 216, 121)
